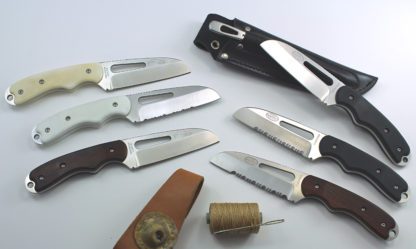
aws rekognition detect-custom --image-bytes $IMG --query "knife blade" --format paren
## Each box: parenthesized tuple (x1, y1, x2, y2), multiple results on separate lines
(25, 128, 219, 193)
(234, 107, 409, 203)
(5, 57, 190, 106)
(260, 40, 410, 166)
(210, 151, 398, 240)
(31, 85, 220, 145)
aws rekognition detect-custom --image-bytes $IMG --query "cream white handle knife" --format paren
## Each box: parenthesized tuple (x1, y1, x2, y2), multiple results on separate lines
(32, 86, 220, 145)
(260, 40, 410, 166)
(5, 57, 190, 105)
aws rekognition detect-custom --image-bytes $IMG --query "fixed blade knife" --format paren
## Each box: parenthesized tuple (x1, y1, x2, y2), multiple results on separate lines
(259, 40, 409, 166)
(5, 57, 190, 106)
(210, 151, 398, 240)
(234, 107, 409, 203)
(31, 85, 220, 144)
(26, 128, 219, 193)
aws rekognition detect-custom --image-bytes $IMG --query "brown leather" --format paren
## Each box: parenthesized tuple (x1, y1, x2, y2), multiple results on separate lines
(114, 169, 204, 249)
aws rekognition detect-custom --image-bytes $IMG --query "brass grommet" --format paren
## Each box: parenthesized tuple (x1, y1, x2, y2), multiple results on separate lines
(134, 212, 178, 249)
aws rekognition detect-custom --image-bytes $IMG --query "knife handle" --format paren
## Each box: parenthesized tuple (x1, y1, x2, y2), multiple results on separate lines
(319, 135, 409, 203)
(32, 96, 132, 144)
(335, 85, 410, 166)
(301, 175, 398, 240)
(5, 63, 104, 105)
(25, 140, 128, 193)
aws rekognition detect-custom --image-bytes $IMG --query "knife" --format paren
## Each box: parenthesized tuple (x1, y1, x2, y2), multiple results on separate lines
(5, 57, 190, 106)
(26, 128, 219, 193)
(210, 151, 398, 240)
(259, 40, 409, 166)
(31, 85, 220, 144)
(234, 107, 409, 203)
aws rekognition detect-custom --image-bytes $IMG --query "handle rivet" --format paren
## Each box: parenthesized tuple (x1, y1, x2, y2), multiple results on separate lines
(394, 185, 399, 190)
(18, 89, 24, 95)
(39, 176, 45, 181)
(65, 116, 71, 121)
(332, 144, 337, 149)
(45, 127, 51, 133)
(244, 26, 251, 32)
(60, 163, 66, 168)
(220, 53, 229, 60)
(376, 169, 381, 174)
(86, 68, 92, 74)
(361, 207, 366, 212)
(384, 128, 389, 133)
(348, 95, 354, 100)
(237, 43, 244, 49)
(314, 184, 320, 189)
(109, 148, 115, 153)
(381, 223, 386, 227)
(39, 79, 45, 84)
(396, 147, 402, 153)
(113, 102, 118, 107)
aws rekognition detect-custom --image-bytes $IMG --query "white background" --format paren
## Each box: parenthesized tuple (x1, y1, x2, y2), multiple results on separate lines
(1, 0, 415, 248)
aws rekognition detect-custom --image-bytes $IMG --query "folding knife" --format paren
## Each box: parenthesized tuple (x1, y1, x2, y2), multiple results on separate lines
(259, 40, 409, 166)
(26, 128, 219, 193)
(32, 86, 220, 144)
(234, 107, 409, 203)
(5, 57, 190, 106)
(210, 151, 398, 240)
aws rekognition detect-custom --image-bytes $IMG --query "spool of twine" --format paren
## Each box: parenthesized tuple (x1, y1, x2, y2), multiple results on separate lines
(207, 203, 262, 234)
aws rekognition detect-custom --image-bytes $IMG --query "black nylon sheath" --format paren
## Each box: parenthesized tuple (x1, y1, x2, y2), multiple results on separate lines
(194, 14, 377, 94)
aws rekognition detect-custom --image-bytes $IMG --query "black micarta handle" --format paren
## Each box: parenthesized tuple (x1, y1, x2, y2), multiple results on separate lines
(301, 175, 398, 240)
(319, 135, 409, 202)
(26, 140, 128, 193)
(335, 85, 410, 165)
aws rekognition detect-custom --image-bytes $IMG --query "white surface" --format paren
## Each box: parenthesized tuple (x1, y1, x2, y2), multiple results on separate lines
(0, 0, 415, 248)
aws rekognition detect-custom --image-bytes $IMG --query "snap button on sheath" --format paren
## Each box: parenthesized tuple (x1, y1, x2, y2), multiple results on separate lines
(134, 212, 178, 249)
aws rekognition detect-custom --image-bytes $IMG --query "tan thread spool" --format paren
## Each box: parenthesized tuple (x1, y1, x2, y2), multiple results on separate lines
(207, 203, 262, 234)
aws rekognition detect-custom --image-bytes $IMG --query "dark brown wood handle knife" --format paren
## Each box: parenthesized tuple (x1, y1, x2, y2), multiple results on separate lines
(301, 175, 398, 240)
(26, 141, 128, 193)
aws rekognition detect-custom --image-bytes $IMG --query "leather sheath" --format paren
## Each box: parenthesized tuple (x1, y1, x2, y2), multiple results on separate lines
(194, 14, 377, 94)
(114, 169, 204, 249)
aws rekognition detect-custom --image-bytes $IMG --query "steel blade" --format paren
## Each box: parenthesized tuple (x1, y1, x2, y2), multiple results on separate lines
(260, 40, 344, 105)
(122, 128, 219, 168)
(98, 58, 190, 90)
(210, 151, 306, 202)
(234, 107, 325, 160)
(126, 86, 220, 122)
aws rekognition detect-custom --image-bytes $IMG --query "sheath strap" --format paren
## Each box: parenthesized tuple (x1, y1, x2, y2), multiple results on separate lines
(114, 169, 204, 249)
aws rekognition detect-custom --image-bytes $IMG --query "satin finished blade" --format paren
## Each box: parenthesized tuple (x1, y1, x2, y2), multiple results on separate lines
(210, 151, 306, 202)
(25, 128, 219, 193)
(260, 40, 343, 105)
(127, 86, 221, 122)
(234, 107, 324, 160)
(99, 57, 190, 90)
(123, 128, 219, 168)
